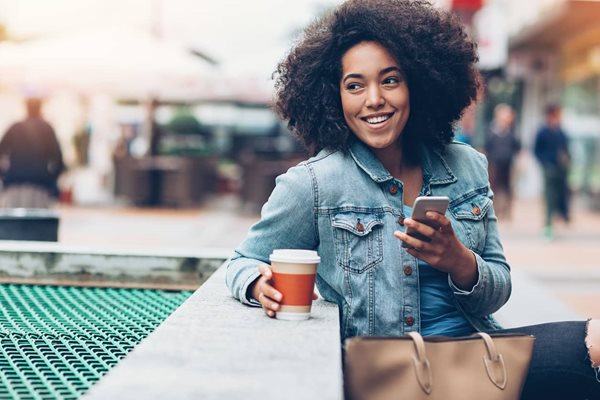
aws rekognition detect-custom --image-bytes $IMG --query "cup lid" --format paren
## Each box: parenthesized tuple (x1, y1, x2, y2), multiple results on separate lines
(269, 249, 320, 263)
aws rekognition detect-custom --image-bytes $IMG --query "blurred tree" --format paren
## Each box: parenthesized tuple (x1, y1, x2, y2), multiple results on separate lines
(167, 108, 207, 136)
(161, 107, 213, 156)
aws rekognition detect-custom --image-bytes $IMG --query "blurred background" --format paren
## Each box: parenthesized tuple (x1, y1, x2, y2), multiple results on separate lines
(0, 3, 598, 399)
(0, 0, 598, 312)
(0, 0, 334, 209)
(0, 0, 598, 209)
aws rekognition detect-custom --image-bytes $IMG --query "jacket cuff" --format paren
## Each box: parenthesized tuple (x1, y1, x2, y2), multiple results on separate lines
(448, 250, 482, 295)
(240, 269, 262, 307)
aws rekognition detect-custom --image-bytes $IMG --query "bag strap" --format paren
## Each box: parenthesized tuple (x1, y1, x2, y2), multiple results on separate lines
(407, 332, 508, 394)
(407, 332, 433, 394)
(476, 332, 508, 390)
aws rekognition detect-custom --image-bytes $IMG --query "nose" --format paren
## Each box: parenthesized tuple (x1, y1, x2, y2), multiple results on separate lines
(365, 85, 385, 109)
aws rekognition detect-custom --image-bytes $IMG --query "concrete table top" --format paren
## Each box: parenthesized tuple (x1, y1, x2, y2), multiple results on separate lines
(84, 264, 343, 400)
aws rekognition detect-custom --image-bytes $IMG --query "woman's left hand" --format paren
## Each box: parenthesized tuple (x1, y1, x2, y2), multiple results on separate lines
(393, 211, 478, 290)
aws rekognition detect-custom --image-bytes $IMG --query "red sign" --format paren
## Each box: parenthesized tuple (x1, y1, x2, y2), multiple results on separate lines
(452, 0, 483, 11)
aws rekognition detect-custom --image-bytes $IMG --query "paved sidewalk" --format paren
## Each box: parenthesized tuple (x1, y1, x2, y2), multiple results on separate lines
(498, 196, 600, 320)
(54, 194, 600, 321)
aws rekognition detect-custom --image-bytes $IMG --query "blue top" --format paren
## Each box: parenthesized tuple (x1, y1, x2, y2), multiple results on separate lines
(403, 204, 475, 337)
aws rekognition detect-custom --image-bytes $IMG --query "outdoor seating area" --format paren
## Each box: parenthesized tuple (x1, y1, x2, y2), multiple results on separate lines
(113, 155, 218, 207)
(0, 0, 599, 399)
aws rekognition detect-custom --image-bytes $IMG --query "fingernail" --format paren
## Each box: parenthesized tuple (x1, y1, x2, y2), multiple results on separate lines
(274, 292, 282, 301)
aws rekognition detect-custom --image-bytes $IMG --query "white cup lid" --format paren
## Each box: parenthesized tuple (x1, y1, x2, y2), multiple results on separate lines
(269, 249, 320, 263)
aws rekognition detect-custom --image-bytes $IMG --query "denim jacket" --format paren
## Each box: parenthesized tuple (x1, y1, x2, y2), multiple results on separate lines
(226, 139, 511, 339)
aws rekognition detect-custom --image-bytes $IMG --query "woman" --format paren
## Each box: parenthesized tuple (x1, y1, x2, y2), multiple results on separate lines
(226, 1, 600, 398)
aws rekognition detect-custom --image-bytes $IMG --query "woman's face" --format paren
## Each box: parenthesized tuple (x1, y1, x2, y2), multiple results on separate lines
(340, 41, 410, 152)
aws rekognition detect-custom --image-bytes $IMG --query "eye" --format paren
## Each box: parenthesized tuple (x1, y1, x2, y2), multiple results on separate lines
(345, 82, 363, 92)
(382, 76, 401, 86)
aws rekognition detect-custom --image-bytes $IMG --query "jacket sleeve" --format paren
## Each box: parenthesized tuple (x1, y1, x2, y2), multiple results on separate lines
(225, 163, 318, 306)
(448, 154, 512, 317)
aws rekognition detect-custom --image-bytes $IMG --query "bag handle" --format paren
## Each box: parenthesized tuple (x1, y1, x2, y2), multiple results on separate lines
(476, 332, 507, 390)
(407, 332, 508, 394)
(407, 332, 433, 394)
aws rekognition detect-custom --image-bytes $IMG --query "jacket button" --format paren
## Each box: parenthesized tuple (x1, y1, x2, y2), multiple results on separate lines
(403, 266, 412, 276)
(389, 185, 398, 195)
(405, 316, 415, 326)
(356, 222, 364, 232)
(472, 206, 481, 216)
(398, 216, 405, 226)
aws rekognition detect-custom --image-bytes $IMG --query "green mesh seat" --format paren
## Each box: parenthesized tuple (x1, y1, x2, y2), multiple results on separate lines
(0, 284, 192, 399)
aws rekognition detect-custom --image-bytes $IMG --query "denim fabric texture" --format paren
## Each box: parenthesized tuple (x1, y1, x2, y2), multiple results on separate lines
(226, 138, 511, 339)
(496, 321, 600, 400)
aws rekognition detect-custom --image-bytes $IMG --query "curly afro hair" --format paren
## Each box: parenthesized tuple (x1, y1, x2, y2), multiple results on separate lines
(274, 0, 480, 162)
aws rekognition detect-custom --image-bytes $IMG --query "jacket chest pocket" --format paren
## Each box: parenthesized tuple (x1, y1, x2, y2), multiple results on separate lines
(332, 212, 384, 273)
(449, 195, 492, 254)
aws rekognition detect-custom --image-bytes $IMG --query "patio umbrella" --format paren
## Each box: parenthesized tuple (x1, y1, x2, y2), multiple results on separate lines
(0, 27, 216, 100)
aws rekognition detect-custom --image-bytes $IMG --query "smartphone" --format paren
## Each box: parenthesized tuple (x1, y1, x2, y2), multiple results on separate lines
(401, 196, 450, 248)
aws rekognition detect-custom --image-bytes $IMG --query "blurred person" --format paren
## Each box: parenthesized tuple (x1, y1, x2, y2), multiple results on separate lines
(147, 98, 164, 157)
(113, 124, 136, 160)
(146, 99, 165, 205)
(225, 1, 600, 399)
(454, 124, 472, 145)
(485, 103, 520, 220)
(0, 97, 64, 208)
(454, 100, 477, 146)
(534, 104, 570, 239)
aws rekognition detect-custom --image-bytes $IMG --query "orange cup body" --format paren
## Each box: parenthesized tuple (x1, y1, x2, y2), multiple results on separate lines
(270, 261, 317, 319)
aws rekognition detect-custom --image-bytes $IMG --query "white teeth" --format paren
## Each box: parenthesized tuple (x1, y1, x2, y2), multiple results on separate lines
(365, 114, 391, 124)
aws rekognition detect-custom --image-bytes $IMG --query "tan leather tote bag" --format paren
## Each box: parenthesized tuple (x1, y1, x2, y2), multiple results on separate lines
(345, 332, 535, 400)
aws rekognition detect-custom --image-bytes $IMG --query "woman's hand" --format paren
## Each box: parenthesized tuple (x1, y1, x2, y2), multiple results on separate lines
(251, 264, 318, 318)
(393, 211, 478, 290)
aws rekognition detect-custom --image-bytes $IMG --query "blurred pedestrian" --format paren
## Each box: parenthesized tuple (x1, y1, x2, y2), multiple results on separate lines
(454, 101, 477, 146)
(485, 103, 520, 220)
(0, 97, 64, 208)
(147, 98, 164, 157)
(534, 104, 570, 239)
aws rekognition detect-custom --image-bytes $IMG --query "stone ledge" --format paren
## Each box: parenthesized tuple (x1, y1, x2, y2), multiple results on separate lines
(83, 264, 343, 400)
(0, 241, 228, 289)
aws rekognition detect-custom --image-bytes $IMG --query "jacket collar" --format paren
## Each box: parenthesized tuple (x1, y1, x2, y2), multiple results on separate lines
(348, 138, 394, 183)
(420, 144, 457, 186)
(348, 137, 457, 186)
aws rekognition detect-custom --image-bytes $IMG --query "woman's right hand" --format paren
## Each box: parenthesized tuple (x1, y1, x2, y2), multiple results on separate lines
(251, 264, 282, 318)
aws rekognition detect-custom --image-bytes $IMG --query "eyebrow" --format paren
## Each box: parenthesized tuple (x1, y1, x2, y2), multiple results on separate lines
(342, 66, 403, 83)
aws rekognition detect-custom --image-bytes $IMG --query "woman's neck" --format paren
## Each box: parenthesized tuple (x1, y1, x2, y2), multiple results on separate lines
(374, 143, 418, 177)
(372, 145, 423, 206)
(372, 145, 404, 178)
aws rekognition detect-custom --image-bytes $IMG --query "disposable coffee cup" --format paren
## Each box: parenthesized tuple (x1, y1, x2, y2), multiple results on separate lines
(269, 249, 320, 321)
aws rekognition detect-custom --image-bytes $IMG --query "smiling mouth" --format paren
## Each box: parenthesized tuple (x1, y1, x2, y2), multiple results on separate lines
(362, 113, 394, 124)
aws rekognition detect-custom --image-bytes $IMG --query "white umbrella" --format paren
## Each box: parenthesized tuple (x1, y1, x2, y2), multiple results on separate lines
(0, 27, 216, 100)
